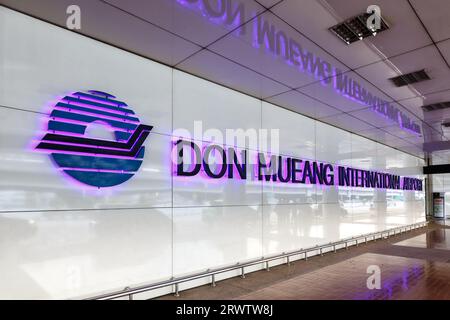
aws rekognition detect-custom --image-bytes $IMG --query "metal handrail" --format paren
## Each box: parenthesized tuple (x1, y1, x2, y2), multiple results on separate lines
(86, 221, 428, 300)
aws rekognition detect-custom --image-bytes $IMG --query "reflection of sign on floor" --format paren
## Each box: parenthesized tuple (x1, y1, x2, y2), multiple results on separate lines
(433, 193, 445, 218)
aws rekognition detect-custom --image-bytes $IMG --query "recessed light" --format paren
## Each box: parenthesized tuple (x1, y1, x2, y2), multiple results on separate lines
(389, 69, 430, 87)
(329, 12, 389, 45)
(422, 101, 450, 112)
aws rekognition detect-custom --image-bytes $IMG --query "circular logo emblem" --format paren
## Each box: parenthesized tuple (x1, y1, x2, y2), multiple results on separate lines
(36, 90, 152, 188)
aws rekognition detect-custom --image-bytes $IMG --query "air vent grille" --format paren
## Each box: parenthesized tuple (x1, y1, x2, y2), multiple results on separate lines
(389, 70, 430, 87)
(329, 13, 389, 45)
(422, 101, 450, 112)
(442, 122, 450, 128)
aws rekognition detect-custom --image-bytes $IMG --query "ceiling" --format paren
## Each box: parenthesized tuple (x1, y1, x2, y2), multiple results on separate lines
(2, 0, 450, 160)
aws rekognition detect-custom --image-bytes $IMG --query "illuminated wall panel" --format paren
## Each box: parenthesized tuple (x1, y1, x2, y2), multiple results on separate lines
(0, 7, 425, 299)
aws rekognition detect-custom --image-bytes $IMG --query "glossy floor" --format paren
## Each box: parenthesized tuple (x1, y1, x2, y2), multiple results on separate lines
(159, 222, 450, 300)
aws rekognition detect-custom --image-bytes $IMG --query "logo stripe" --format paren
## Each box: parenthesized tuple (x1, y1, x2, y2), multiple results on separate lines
(55, 102, 140, 122)
(37, 130, 151, 157)
(73, 91, 128, 107)
(50, 109, 138, 131)
(48, 120, 87, 135)
(52, 153, 144, 171)
(39, 124, 153, 149)
(63, 96, 135, 114)
(63, 170, 135, 188)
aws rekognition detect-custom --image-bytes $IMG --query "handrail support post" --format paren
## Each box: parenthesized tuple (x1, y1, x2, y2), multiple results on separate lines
(174, 283, 180, 297)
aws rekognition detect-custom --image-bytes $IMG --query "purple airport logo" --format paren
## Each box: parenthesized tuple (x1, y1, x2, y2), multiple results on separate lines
(34, 90, 152, 188)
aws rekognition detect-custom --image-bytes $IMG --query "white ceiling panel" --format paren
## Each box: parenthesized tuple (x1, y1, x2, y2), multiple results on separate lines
(358, 129, 412, 148)
(420, 88, 450, 104)
(357, 127, 400, 142)
(399, 88, 450, 123)
(422, 122, 445, 139)
(298, 70, 393, 113)
(426, 110, 450, 129)
(1, 0, 201, 66)
(271, 0, 386, 69)
(423, 109, 450, 123)
(437, 39, 450, 68)
(397, 96, 426, 116)
(383, 137, 417, 148)
(209, 10, 349, 88)
(396, 144, 424, 158)
(354, 58, 423, 101)
(355, 45, 450, 120)
(254, 0, 282, 9)
(347, 106, 400, 128)
(404, 133, 446, 145)
(323, 0, 432, 58)
(265, 89, 343, 119)
(320, 113, 376, 133)
(177, 49, 290, 99)
(375, 46, 450, 96)
(404, 136, 426, 145)
(410, 0, 450, 42)
(104, 0, 266, 47)
(380, 124, 422, 140)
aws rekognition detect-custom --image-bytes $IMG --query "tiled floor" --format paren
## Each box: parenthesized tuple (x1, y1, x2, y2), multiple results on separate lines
(237, 253, 450, 300)
(394, 228, 450, 250)
(159, 222, 450, 300)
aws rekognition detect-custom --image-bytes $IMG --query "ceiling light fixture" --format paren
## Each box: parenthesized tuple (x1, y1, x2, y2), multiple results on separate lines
(329, 12, 389, 45)
(422, 101, 450, 112)
(389, 69, 430, 87)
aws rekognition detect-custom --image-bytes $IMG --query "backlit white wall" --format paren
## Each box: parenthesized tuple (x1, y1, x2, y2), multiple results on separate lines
(0, 7, 425, 299)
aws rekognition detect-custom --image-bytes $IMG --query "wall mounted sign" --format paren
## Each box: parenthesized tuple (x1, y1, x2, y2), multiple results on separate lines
(35, 90, 153, 188)
(34, 90, 422, 191)
(175, 139, 423, 191)
(177, 0, 422, 135)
